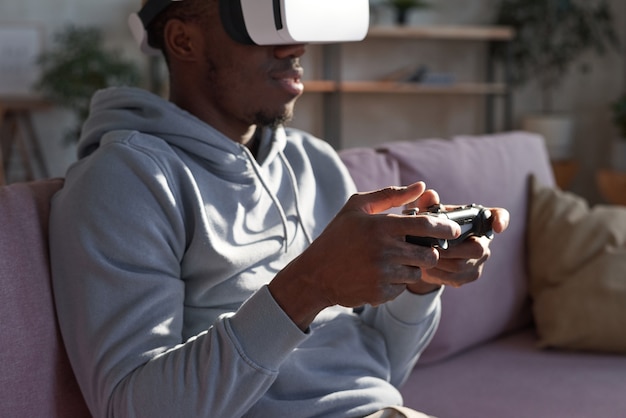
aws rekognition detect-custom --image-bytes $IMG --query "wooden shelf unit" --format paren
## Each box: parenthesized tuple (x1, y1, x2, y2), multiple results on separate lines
(366, 25, 514, 41)
(305, 81, 508, 95)
(343, 81, 508, 95)
(304, 24, 515, 148)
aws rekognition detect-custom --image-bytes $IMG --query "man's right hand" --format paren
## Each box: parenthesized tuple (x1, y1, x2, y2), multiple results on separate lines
(268, 182, 460, 331)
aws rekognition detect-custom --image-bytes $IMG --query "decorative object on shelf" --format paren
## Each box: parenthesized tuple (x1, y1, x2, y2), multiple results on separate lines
(387, 0, 431, 25)
(611, 93, 626, 171)
(380, 65, 456, 85)
(36, 25, 140, 144)
(491, 0, 620, 160)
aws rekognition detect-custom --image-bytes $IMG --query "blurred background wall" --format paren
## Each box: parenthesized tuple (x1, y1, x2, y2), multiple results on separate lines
(1, 0, 625, 202)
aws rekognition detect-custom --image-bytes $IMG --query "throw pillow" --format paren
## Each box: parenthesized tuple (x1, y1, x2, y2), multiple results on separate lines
(528, 176, 626, 354)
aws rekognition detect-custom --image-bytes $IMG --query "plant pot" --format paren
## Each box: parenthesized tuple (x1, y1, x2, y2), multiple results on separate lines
(522, 114, 574, 161)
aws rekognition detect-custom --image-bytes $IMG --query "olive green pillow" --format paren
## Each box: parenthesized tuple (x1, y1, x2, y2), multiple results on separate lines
(528, 176, 626, 354)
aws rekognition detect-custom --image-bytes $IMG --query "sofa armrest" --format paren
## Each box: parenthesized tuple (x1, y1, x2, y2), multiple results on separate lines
(0, 179, 90, 417)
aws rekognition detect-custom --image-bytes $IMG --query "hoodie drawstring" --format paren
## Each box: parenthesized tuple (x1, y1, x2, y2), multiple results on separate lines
(243, 149, 291, 252)
(240, 137, 313, 253)
(278, 150, 313, 246)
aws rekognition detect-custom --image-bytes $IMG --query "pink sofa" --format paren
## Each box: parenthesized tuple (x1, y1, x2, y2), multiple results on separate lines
(0, 179, 90, 417)
(339, 132, 626, 418)
(1, 132, 624, 417)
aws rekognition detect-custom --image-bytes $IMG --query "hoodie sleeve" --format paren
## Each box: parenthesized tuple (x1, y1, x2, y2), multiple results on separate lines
(50, 136, 307, 418)
(358, 288, 443, 388)
(290, 130, 444, 388)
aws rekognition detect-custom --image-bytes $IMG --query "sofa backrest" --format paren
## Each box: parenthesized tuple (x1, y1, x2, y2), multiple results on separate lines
(339, 132, 556, 363)
(0, 179, 91, 417)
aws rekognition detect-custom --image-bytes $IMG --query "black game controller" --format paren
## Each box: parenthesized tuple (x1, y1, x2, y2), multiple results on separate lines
(403, 204, 494, 249)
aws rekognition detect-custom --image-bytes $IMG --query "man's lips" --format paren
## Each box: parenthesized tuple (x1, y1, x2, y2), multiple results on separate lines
(271, 67, 304, 96)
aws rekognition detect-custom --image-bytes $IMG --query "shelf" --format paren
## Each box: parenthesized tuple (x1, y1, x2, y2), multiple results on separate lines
(301, 24, 515, 148)
(303, 80, 337, 93)
(304, 81, 507, 95)
(367, 25, 515, 41)
(339, 81, 507, 95)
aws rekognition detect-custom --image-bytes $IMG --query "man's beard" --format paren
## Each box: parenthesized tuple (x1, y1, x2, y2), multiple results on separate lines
(253, 109, 293, 130)
(202, 45, 299, 130)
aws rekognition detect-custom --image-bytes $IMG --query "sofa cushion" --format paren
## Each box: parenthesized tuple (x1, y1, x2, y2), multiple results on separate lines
(337, 146, 401, 192)
(338, 147, 402, 214)
(0, 179, 91, 418)
(528, 176, 626, 354)
(401, 329, 626, 418)
(380, 132, 555, 363)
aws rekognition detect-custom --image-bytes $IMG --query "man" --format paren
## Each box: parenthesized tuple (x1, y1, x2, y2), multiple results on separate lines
(50, 1, 509, 417)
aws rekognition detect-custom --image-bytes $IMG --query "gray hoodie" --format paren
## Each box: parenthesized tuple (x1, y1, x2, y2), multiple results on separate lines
(50, 87, 441, 418)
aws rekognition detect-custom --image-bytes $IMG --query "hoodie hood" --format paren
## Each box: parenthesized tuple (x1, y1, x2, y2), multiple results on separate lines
(78, 87, 310, 250)
(78, 87, 287, 176)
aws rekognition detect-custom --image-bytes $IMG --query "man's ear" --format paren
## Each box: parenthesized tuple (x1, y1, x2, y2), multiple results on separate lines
(163, 19, 201, 62)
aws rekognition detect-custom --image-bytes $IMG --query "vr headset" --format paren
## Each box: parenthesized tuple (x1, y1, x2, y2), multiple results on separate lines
(129, 0, 370, 55)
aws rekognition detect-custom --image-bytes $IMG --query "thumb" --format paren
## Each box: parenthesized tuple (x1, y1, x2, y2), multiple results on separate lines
(347, 182, 426, 215)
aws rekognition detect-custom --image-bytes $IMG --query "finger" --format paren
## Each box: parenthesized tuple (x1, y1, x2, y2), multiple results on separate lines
(387, 264, 425, 285)
(347, 182, 427, 215)
(489, 207, 510, 234)
(423, 250, 489, 286)
(398, 213, 461, 242)
(435, 250, 489, 274)
(425, 264, 484, 287)
(393, 242, 440, 270)
(405, 188, 440, 211)
(439, 236, 490, 260)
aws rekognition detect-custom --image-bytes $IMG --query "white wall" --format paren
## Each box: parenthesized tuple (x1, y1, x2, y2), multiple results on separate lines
(2, 0, 625, 202)
(1, 0, 147, 178)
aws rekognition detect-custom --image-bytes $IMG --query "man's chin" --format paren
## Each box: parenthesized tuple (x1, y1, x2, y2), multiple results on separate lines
(254, 107, 295, 129)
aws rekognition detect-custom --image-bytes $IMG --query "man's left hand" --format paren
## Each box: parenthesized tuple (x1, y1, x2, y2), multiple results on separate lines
(406, 207, 509, 294)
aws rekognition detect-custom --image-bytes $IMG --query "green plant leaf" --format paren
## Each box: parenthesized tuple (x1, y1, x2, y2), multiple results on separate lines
(491, 0, 620, 113)
(36, 25, 140, 144)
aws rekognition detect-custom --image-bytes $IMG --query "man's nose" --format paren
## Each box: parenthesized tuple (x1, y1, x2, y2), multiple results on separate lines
(273, 43, 307, 59)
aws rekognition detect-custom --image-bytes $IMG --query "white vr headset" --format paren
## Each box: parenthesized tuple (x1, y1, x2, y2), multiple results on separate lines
(129, 0, 370, 55)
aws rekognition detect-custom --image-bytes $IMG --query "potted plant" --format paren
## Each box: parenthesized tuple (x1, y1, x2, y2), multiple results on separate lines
(36, 25, 140, 144)
(610, 93, 626, 171)
(491, 0, 620, 160)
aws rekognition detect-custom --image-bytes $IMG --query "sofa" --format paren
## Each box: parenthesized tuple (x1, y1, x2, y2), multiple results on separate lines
(1, 132, 624, 417)
(0, 178, 90, 417)
(339, 131, 626, 418)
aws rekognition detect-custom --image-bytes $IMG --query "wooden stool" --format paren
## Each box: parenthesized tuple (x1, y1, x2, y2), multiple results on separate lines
(0, 96, 50, 185)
